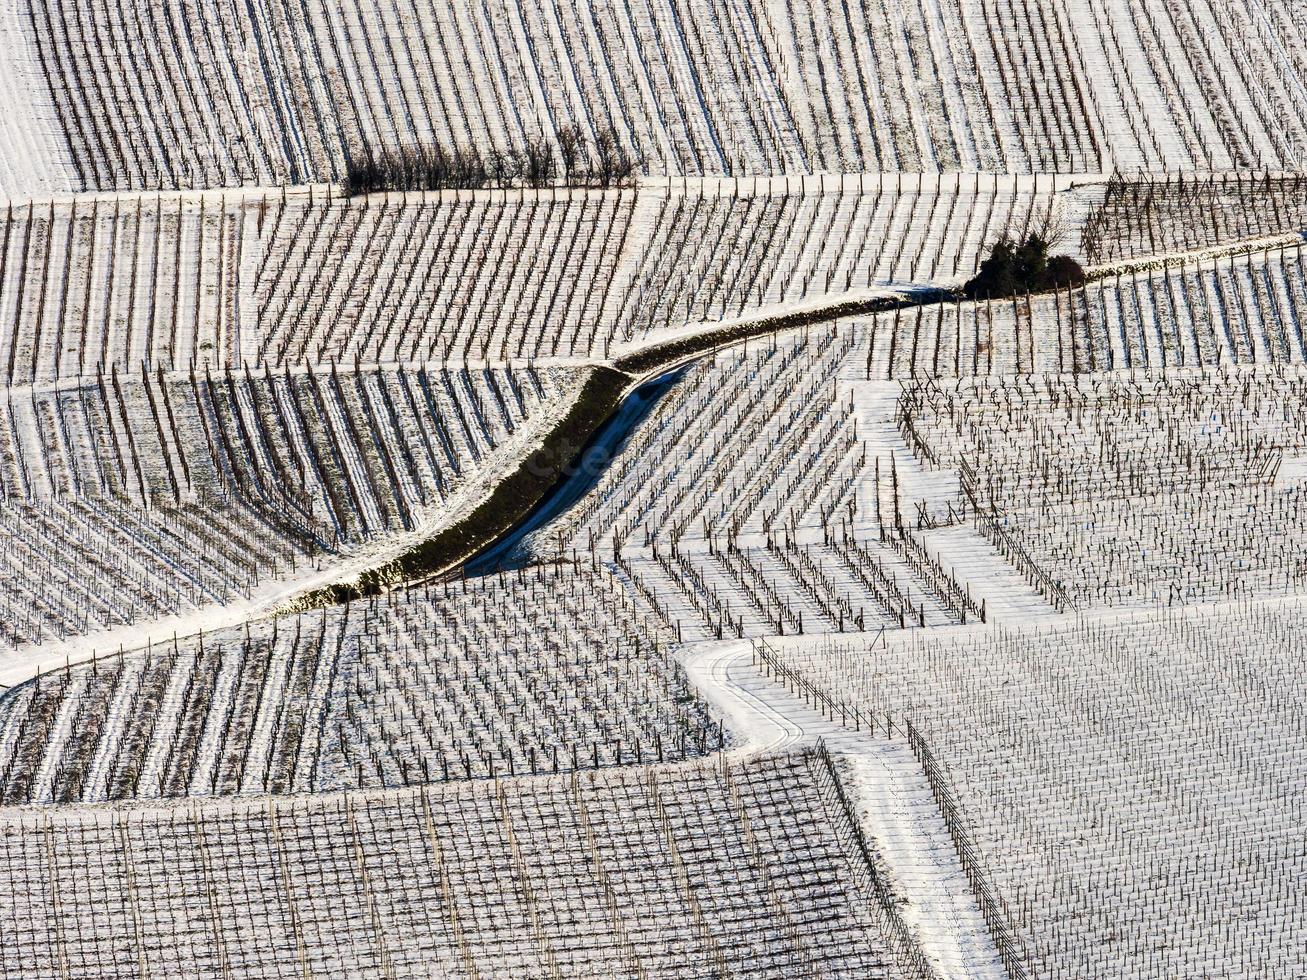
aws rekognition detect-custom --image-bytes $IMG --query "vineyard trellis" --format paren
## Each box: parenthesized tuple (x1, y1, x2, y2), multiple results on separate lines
(2, 3, 1307, 979)
(762, 600, 1307, 977)
(9, 0, 1307, 194)
(0, 751, 912, 977)
(901, 366, 1307, 608)
(0, 564, 727, 802)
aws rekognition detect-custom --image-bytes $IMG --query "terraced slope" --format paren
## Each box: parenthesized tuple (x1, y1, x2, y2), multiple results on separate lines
(0, 362, 578, 649)
(0, 564, 717, 803)
(0, 179, 1063, 375)
(0, 751, 913, 979)
(9, 0, 1307, 193)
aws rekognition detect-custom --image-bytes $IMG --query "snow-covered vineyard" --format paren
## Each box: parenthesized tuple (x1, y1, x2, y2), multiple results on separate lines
(901, 368, 1307, 608)
(0, 752, 909, 978)
(0, 176, 1064, 372)
(0, 361, 577, 646)
(764, 598, 1307, 978)
(6, 0, 1307, 190)
(860, 241, 1307, 377)
(0, 564, 725, 803)
(1, 0, 1307, 976)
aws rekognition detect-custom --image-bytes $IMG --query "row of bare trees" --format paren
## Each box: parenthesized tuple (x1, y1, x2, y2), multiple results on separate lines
(343, 127, 640, 195)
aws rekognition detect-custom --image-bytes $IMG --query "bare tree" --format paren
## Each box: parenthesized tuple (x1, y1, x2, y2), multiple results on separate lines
(452, 146, 488, 188)
(594, 128, 638, 188)
(522, 139, 555, 187)
(1031, 203, 1067, 251)
(341, 130, 637, 195)
(487, 146, 521, 189)
(556, 125, 585, 180)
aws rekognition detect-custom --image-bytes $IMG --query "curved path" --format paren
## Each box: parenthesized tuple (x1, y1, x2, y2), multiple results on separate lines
(681, 639, 1006, 980)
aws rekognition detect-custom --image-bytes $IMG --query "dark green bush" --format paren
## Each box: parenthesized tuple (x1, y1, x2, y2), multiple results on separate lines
(963, 233, 1085, 300)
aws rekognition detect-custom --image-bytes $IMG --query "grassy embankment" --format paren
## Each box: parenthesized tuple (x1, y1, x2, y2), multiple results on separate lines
(288, 290, 959, 610)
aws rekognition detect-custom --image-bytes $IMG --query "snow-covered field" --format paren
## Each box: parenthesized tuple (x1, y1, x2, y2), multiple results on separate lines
(902, 367, 1307, 607)
(0, 564, 720, 803)
(0, 2, 77, 197)
(1, 0, 1307, 976)
(7, 0, 1307, 188)
(0, 361, 580, 654)
(0, 750, 905, 978)
(764, 598, 1307, 977)
(0, 177, 1070, 374)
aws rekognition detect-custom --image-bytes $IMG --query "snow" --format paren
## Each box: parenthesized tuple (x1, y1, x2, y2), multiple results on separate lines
(681, 639, 1005, 980)
(0, 4, 1306, 974)
(0, 370, 587, 690)
(0, 3, 77, 198)
(766, 595, 1307, 977)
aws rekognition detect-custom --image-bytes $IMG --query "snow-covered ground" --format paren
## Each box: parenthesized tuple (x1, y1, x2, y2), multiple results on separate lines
(765, 596, 1307, 977)
(0, 3, 77, 197)
(3, 0, 1303, 190)
(1, 3, 1306, 976)
(682, 639, 1005, 980)
(0, 366, 585, 687)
